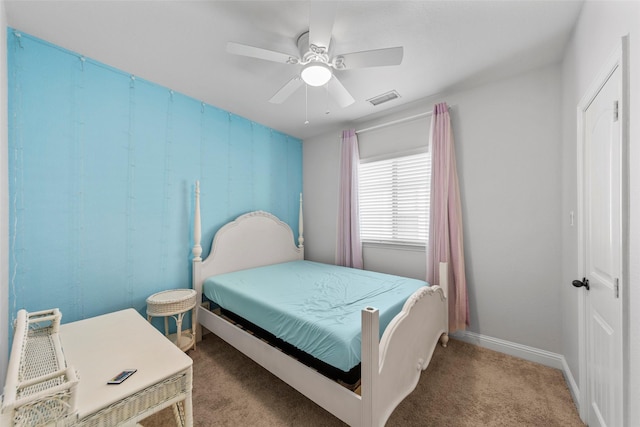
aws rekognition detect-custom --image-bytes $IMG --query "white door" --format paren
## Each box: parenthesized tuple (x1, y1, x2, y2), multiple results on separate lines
(578, 44, 625, 427)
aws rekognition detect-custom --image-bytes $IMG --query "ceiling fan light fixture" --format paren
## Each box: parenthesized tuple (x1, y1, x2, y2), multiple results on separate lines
(301, 62, 332, 87)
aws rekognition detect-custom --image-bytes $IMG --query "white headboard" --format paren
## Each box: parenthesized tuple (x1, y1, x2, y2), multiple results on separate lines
(191, 182, 304, 302)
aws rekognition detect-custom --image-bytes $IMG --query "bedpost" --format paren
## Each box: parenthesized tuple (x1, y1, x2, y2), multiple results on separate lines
(192, 181, 203, 342)
(298, 193, 304, 249)
(193, 181, 202, 262)
(439, 262, 449, 347)
(361, 307, 380, 426)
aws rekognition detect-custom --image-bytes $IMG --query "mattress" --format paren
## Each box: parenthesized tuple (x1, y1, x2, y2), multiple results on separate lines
(202, 260, 429, 372)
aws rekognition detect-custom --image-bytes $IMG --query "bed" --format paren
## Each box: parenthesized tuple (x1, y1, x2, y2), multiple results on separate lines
(191, 182, 449, 426)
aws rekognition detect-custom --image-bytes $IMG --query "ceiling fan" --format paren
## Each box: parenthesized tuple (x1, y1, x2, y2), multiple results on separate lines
(226, 3, 404, 108)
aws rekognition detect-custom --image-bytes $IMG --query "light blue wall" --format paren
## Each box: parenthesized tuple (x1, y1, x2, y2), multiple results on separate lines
(6, 30, 302, 326)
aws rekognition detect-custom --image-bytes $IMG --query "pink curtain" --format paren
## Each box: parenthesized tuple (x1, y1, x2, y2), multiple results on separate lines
(336, 129, 364, 269)
(427, 103, 469, 332)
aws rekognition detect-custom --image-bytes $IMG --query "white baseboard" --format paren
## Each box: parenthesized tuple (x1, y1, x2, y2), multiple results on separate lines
(451, 330, 581, 411)
(560, 353, 581, 411)
(452, 330, 564, 368)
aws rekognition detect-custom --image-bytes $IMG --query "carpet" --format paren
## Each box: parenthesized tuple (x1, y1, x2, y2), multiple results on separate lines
(141, 334, 584, 426)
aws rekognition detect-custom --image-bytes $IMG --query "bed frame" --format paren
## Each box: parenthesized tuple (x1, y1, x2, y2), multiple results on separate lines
(191, 182, 449, 426)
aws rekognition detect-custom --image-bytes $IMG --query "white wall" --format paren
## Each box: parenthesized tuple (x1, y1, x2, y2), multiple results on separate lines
(303, 130, 341, 266)
(560, 1, 640, 425)
(304, 64, 564, 354)
(1, 0, 10, 386)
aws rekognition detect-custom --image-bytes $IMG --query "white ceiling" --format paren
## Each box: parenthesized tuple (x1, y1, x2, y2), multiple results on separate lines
(5, 0, 584, 140)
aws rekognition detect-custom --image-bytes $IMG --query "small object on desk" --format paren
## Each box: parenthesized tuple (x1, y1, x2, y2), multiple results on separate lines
(107, 369, 137, 385)
(147, 288, 197, 352)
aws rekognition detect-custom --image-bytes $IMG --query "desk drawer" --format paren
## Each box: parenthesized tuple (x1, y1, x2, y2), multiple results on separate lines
(75, 369, 192, 427)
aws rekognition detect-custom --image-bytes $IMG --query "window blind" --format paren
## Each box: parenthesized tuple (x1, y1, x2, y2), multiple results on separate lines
(359, 151, 431, 245)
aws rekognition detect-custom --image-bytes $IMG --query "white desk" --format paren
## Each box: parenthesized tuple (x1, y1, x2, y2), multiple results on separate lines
(59, 308, 193, 426)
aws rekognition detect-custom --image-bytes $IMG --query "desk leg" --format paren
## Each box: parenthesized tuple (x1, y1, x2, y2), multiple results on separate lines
(191, 307, 197, 351)
(172, 367, 193, 427)
(185, 390, 193, 426)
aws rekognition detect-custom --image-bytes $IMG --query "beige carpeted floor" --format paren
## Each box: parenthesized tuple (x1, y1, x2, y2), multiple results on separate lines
(142, 335, 584, 426)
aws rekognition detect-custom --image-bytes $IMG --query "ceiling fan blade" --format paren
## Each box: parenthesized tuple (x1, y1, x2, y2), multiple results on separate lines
(328, 76, 355, 108)
(308, 2, 336, 52)
(227, 41, 295, 64)
(269, 77, 304, 104)
(338, 47, 404, 69)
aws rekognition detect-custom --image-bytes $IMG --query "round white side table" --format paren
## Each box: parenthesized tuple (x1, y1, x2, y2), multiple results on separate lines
(146, 289, 197, 352)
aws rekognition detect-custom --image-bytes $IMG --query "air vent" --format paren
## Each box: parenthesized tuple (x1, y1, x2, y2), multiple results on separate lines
(367, 90, 400, 106)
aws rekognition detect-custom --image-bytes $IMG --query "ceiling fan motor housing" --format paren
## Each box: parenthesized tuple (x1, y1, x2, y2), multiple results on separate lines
(297, 31, 346, 70)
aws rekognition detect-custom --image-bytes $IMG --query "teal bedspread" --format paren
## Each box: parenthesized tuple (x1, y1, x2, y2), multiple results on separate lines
(203, 260, 429, 372)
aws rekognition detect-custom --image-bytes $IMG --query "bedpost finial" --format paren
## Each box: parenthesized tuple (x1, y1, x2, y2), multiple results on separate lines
(192, 245, 202, 261)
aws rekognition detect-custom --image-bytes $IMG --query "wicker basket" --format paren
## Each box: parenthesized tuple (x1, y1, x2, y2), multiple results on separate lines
(1, 309, 80, 427)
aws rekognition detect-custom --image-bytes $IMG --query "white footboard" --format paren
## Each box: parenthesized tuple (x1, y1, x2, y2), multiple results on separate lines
(374, 287, 447, 425)
(361, 262, 449, 426)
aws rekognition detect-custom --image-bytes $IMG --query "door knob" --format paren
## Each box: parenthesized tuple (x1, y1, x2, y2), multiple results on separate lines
(572, 277, 590, 290)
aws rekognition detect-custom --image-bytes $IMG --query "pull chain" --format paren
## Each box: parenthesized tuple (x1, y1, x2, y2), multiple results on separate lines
(325, 83, 330, 115)
(304, 84, 309, 125)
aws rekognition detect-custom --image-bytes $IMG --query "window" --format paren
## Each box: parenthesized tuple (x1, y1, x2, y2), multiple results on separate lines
(359, 151, 431, 246)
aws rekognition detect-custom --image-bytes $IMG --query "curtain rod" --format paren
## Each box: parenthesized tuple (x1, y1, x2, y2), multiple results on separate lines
(355, 105, 452, 135)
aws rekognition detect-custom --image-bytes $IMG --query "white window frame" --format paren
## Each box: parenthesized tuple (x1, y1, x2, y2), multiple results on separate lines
(358, 149, 430, 248)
